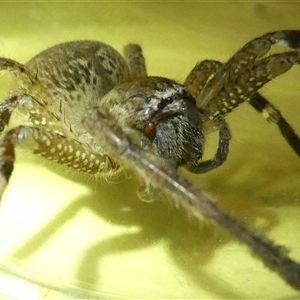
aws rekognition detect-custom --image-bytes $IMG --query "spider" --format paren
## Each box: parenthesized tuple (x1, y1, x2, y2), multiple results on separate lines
(0, 30, 300, 292)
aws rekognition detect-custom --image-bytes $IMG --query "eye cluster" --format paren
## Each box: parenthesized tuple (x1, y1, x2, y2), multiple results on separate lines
(141, 94, 177, 142)
(157, 96, 174, 110)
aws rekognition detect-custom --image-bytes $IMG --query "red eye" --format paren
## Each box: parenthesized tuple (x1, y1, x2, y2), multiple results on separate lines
(144, 122, 156, 141)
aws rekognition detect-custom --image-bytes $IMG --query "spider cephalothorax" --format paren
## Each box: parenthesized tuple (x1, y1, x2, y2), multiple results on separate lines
(0, 31, 300, 291)
(100, 76, 204, 169)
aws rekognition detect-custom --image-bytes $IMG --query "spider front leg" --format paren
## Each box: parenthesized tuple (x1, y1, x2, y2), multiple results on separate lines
(211, 51, 300, 157)
(185, 31, 300, 157)
(0, 125, 120, 199)
(83, 106, 300, 291)
(184, 59, 222, 99)
(197, 30, 300, 108)
(184, 60, 232, 172)
(185, 118, 231, 173)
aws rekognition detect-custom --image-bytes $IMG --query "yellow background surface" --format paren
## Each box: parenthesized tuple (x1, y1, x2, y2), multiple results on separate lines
(0, 2, 299, 299)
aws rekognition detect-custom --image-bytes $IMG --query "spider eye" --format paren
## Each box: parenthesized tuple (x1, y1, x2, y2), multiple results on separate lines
(144, 122, 156, 141)
(157, 96, 174, 110)
(166, 96, 173, 104)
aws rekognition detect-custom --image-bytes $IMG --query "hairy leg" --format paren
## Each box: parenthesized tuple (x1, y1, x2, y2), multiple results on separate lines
(185, 33, 300, 157)
(249, 93, 300, 157)
(0, 57, 24, 72)
(185, 119, 231, 173)
(184, 59, 221, 101)
(124, 44, 147, 79)
(198, 31, 300, 109)
(83, 106, 300, 291)
(0, 125, 119, 198)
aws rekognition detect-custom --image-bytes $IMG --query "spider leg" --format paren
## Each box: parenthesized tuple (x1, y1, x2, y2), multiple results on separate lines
(124, 44, 147, 78)
(0, 58, 28, 131)
(198, 30, 300, 109)
(187, 33, 300, 157)
(199, 51, 300, 157)
(184, 60, 232, 172)
(0, 96, 22, 132)
(185, 119, 231, 173)
(0, 125, 120, 199)
(184, 59, 222, 100)
(249, 93, 300, 156)
(83, 106, 300, 291)
(0, 57, 24, 72)
(200, 51, 299, 117)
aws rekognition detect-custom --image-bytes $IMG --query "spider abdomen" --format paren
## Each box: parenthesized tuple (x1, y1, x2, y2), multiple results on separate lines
(17, 41, 131, 143)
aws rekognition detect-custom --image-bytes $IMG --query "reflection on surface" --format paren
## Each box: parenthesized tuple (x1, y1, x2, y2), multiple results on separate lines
(0, 1, 299, 299)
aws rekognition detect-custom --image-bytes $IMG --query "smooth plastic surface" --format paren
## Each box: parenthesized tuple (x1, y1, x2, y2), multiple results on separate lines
(0, 2, 299, 299)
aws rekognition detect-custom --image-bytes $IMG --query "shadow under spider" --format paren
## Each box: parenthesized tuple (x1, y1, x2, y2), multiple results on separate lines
(5, 157, 288, 299)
